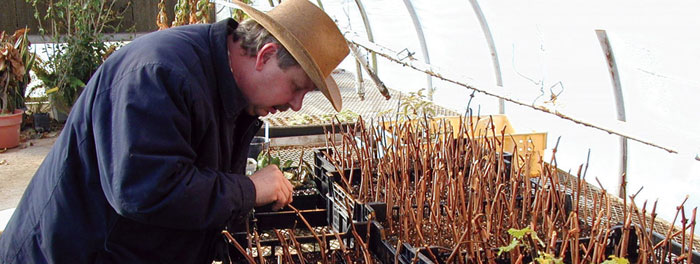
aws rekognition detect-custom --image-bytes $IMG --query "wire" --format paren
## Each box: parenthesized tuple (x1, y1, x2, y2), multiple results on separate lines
(346, 35, 698, 161)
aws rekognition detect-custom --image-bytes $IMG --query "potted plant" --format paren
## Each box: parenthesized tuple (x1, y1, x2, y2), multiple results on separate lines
(32, 56, 84, 122)
(26, 0, 126, 121)
(0, 28, 35, 148)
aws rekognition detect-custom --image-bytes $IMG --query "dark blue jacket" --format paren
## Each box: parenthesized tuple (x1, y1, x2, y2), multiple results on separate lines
(0, 19, 260, 263)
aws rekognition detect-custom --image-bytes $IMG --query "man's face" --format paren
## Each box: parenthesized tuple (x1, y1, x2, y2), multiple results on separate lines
(240, 44, 315, 116)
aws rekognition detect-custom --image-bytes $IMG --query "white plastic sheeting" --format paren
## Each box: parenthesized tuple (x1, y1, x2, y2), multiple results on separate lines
(225, 0, 700, 231)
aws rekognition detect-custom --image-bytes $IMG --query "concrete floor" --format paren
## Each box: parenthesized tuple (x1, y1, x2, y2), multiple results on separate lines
(0, 136, 56, 232)
(0, 137, 56, 211)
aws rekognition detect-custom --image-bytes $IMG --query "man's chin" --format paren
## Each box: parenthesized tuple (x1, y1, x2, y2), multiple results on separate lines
(248, 106, 285, 116)
(256, 108, 275, 116)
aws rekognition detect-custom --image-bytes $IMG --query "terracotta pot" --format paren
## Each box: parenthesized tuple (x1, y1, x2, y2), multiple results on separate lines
(0, 109, 24, 149)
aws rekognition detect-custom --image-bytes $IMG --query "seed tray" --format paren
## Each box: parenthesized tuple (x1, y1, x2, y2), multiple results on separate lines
(321, 181, 576, 262)
(257, 192, 327, 228)
(312, 148, 697, 263)
(229, 219, 372, 262)
(256, 121, 356, 138)
(228, 191, 373, 262)
(326, 184, 387, 231)
(364, 219, 434, 264)
(312, 148, 363, 196)
(648, 228, 700, 264)
(228, 192, 327, 235)
(254, 188, 324, 213)
(367, 220, 698, 264)
(229, 228, 357, 263)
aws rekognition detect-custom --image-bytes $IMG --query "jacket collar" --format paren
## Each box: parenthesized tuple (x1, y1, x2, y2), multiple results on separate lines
(210, 18, 248, 119)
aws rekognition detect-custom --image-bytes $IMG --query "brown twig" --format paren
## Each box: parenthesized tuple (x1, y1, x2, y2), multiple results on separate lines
(222, 230, 255, 264)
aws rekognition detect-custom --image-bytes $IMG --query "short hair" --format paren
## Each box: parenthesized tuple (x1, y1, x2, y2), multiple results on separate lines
(232, 19, 299, 69)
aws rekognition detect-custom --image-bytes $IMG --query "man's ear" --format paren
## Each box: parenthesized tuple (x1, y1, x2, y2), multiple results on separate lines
(255, 43, 279, 70)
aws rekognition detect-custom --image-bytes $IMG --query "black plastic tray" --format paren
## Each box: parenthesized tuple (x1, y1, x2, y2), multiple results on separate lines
(255, 122, 356, 138)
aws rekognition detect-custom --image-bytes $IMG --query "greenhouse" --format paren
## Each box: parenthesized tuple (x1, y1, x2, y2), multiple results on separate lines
(0, 0, 697, 263)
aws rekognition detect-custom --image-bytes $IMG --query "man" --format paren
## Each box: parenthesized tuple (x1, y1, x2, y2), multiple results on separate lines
(0, 0, 349, 263)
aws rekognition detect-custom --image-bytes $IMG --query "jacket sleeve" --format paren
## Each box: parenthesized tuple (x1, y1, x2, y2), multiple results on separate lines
(92, 64, 255, 230)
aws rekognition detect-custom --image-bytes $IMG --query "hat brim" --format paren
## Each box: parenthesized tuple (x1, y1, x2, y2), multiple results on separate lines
(234, 1, 343, 111)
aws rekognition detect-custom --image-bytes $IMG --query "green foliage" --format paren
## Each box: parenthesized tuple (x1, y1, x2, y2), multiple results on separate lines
(497, 239, 521, 256)
(27, 0, 126, 111)
(33, 57, 85, 114)
(601, 255, 630, 264)
(256, 150, 281, 171)
(159, 0, 213, 30)
(194, 0, 212, 23)
(534, 253, 563, 264)
(255, 150, 313, 188)
(498, 228, 630, 264)
(287, 114, 315, 126)
(172, 0, 191, 27)
(379, 88, 435, 121)
(286, 109, 359, 126)
(507, 227, 544, 245)
(498, 227, 539, 256)
(498, 227, 553, 263)
(321, 109, 359, 124)
(231, 0, 253, 22)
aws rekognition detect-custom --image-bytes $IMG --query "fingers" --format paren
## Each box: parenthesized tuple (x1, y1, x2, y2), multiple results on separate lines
(251, 165, 295, 210)
(273, 177, 294, 210)
(272, 191, 290, 211)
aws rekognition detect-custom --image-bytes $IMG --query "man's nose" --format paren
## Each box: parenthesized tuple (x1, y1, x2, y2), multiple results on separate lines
(290, 93, 304, 111)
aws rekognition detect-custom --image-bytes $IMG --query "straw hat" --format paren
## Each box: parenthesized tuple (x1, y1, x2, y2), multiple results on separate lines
(233, 0, 349, 111)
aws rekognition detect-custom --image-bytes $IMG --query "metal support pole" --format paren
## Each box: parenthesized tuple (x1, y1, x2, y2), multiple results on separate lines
(596, 29, 628, 199)
(401, 0, 433, 100)
(315, 0, 365, 100)
(353, 0, 377, 73)
(468, 0, 504, 114)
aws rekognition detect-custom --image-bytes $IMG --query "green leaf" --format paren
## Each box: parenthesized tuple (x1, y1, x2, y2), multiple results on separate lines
(257, 154, 269, 170)
(270, 156, 280, 166)
(46, 87, 59, 94)
(507, 227, 532, 239)
(497, 239, 520, 256)
(282, 159, 294, 169)
(68, 76, 85, 88)
(534, 252, 563, 264)
(601, 255, 630, 264)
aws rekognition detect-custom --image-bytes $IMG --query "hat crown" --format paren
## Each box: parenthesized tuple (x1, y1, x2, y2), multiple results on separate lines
(234, 0, 349, 111)
(267, 0, 348, 77)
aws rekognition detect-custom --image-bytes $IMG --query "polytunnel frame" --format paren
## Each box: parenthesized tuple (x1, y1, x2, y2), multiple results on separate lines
(348, 37, 694, 161)
(400, 0, 433, 100)
(214, 0, 697, 172)
(467, 0, 505, 115)
(261, 0, 383, 99)
(339, 0, 505, 108)
(350, 0, 378, 74)
(335, 0, 639, 197)
(596, 29, 629, 198)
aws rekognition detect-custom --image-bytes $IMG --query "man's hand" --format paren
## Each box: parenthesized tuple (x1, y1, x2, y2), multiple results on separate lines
(249, 165, 294, 210)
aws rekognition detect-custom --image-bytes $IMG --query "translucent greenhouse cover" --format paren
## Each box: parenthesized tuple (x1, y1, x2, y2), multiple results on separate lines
(240, 0, 697, 232)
